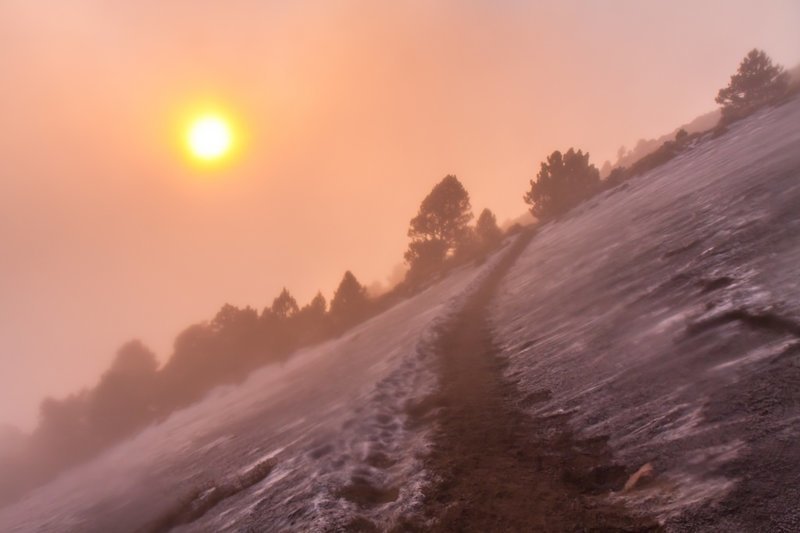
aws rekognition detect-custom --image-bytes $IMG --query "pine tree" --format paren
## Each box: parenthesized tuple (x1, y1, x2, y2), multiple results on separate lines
(405, 175, 473, 273)
(716, 49, 789, 120)
(475, 208, 503, 249)
(330, 271, 368, 324)
(271, 288, 299, 318)
(523, 149, 599, 220)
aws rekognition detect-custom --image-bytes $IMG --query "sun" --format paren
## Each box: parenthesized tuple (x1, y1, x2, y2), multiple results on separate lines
(186, 114, 233, 161)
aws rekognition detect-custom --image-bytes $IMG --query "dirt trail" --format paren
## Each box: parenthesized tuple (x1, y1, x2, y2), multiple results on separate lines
(399, 231, 661, 532)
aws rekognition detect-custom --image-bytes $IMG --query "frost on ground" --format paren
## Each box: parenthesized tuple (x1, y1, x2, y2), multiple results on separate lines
(0, 254, 505, 533)
(490, 98, 800, 531)
(2, 100, 798, 533)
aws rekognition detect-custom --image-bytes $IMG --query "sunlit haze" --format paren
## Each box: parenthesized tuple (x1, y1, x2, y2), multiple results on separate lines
(187, 115, 234, 162)
(1, 0, 798, 432)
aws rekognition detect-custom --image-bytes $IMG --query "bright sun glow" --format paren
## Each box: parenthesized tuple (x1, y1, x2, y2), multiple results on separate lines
(186, 115, 233, 161)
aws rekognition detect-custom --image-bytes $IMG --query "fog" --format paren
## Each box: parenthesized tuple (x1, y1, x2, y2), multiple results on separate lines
(1, 0, 798, 432)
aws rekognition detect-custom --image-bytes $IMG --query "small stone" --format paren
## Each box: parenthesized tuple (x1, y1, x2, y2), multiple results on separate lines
(623, 463, 655, 492)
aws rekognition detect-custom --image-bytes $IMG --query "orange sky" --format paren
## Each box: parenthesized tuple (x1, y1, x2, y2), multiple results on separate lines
(1, 0, 798, 430)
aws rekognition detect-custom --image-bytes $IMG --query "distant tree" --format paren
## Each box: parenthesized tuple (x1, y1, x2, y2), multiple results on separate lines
(107, 340, 158, 376)
(271, 288, 299, 318)
(34, 392, 91, 467)
(475, 208, 502, 249)
(716, 49, 789, 121)
(523, 148, 600, 220)
(604, 166, 627, 187)
(211, 304, 259, 334)
(294, 291, 329, 342)
(330, 271, 368, 326)
(407, 175, 473, 254)
(404, 239, 449, 282)
(87, 340, 158, 441)
(14, 267, 398, 503)
(615, 138, 661, 169)
(457, 226, 482, 258)
(158, 323, 221, 406)
(405, 175, 473, 274)
(210, 304, 260, 367)
(171, 323, 215, 359)
(675, 128, 688, 143)
(599, 160, 613, 179)
(303, 291, 328, 317)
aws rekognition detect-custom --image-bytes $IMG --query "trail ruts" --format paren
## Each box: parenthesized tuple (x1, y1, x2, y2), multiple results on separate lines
(398, 230, 662, 532)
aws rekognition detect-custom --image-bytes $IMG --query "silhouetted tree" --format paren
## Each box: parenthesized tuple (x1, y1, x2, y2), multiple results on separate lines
(303, 292, 327, 317)
(158, 323, 222, 405)
(475, 208, 502, 249)
(452, 226, 480, 261)
(716, 49, 789, 121)
(599, 160, 613, 179)
(258, 307, 289, 353)
(405, 175, 473, 275)
(211, 304, 259, 334)
(34, 392, 91, 469)
(211, 305, 260, 366)
(604, 166, 627, 188)
(294, 292, 330, 342)
(523, 148, 600, 220)
(8, 267, 393, 505)
(404, 239, 449, 282)
(271, 288, 299, 318)
(613, 138, 662, 170)
(330, 271, 368, 327)
(87, 340, 158, 442)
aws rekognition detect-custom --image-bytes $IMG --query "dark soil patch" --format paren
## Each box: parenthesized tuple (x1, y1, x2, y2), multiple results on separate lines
(687, 308, 800, 338)
(519, 389, 553, 408)
(343, 516, 381, 532)
(365, 452, 396, 469)
(698, 276, 734, 293)
(338, 477, 399, 508)
(662, 239, 701, 259)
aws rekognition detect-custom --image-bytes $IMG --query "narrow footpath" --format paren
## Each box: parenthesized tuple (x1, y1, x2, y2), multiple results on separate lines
(400, 231, 661, 532)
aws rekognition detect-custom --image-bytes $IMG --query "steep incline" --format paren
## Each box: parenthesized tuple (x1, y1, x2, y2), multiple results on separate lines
(2, 97, 797, 533)
(491, 98, 800, 531)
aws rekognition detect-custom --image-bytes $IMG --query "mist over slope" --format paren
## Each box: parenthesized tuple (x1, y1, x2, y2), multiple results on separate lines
(606, 61, 800, 175)
(0, 254, 505, 532)
(606, 109, 720, 174)
(1, 96, 798, 531)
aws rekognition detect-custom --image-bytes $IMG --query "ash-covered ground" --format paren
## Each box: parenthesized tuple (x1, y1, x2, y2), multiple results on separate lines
(1, 97, 798, 532)
(491, 98, 800, 531)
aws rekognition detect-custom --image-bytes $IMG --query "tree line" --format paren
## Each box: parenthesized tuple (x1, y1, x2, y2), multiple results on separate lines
(1, 48, 795, 505)
(0, 182, 505, 505)
(519, 48, 795, 221)
(0, 269, 381, 503)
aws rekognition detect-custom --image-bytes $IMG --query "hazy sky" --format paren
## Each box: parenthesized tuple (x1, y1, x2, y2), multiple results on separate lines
(1, 0, 798, 430)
